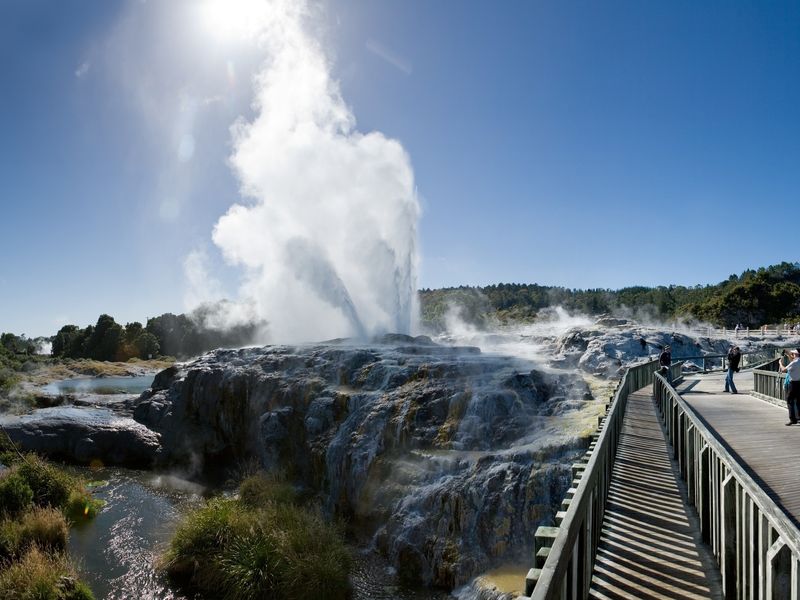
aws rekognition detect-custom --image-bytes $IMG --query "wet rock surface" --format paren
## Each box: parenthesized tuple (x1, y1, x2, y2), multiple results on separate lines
(130, 335, 594, 588)
(551, 320, 784, 378)
(0, 407, 161, 467)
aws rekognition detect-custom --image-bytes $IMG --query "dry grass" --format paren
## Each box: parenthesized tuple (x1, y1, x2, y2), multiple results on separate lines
(24, 357, 175, 385)
(0, 546, 93, 600)
(0, 507, 69, 558)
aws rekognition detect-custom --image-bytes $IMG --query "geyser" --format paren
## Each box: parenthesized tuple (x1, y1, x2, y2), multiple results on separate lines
(211, 0, 420, 343)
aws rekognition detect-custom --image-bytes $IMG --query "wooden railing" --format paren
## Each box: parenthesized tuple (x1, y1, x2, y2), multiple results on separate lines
(522, 359, 660, 599)
(753, 354, 790, 404)
(676, 350, 779, 374)
(701, 326, 800, 338)
(654, 373, 800, 599)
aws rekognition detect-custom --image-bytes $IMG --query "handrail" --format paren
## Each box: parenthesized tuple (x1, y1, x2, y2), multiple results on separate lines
(700, 326, 800, 338)
(677, 350, 779, 373)
(524, 359, 659, 599)
(753, 369, 787, 403)
(751, 353, 787, 403)
(654, 373, 800, 598)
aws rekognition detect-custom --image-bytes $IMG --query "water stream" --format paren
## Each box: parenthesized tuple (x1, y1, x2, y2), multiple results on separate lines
(67, 466, 451, 599)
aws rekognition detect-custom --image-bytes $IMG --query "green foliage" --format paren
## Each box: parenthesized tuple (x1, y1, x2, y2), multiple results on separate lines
(146, 302, 261, 358)
(162, 480, 351, 600)
(63, 489, 104, 524)
(17, 456, 72, 509)
(419, 261, 800, 329)
(49, 301, 261, 362)
(0, 472, 33, 517)
(0, 455, 96, 600)
(686, 263, 800, 326)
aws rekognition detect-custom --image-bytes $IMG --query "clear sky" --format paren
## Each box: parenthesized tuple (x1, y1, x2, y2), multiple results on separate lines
(2, 0, 799, 337)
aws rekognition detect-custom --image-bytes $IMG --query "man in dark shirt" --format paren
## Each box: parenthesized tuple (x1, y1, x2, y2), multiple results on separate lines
(725, 345, 741, 394)
(659, 345, 672, 384)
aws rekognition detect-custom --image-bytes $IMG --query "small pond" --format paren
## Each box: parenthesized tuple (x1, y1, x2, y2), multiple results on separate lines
(43, 375, 155, 396)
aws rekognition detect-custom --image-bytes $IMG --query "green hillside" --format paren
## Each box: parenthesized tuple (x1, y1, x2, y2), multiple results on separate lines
(419, 262, 800, 330)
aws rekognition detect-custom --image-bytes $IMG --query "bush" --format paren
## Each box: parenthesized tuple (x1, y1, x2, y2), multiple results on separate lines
(161, 497, 239, 581)
(63, 490, 103, 524)
(239, 474, 296, 508)
(0, 546, 94, 600)
(17, 456, 72, 509)
(162, 495, 351, 600)
(0, 472, 33, 517)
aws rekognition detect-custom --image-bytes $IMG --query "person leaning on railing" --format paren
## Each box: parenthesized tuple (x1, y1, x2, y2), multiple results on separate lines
(777, 348, 800, 426)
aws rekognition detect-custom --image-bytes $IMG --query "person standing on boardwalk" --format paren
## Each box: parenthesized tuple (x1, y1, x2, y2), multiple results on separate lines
(725, 345, 741, 394)
(659, 345, 672, 385)
(778, 348, 800, 426)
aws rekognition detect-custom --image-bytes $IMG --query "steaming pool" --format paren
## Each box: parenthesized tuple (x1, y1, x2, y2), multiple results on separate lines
(43, 375, 155, 396)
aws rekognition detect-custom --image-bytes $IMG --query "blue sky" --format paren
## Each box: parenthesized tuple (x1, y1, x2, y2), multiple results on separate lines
(2, 0, 799, 337)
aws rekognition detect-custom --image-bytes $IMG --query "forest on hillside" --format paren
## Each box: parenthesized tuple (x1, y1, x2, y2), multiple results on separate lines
(419, 262, 800, 331)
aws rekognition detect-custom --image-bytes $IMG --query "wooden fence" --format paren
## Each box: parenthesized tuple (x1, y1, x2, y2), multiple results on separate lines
(654, 372, 800, 599)
(753, 354, 791, 406)
(522, 358, 661, 599)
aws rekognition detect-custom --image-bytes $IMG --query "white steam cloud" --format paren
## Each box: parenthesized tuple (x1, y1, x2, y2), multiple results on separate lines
(211, 0, 420, 343)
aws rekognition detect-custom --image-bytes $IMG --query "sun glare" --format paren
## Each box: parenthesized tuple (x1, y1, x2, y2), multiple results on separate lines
(198, 0, 269, 42)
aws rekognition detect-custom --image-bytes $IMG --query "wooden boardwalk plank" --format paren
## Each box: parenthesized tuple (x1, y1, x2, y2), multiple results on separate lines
(589, 389, 722, 600)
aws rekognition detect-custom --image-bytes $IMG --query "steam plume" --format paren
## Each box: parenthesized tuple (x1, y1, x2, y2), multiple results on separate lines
(211, 0, 420, 343)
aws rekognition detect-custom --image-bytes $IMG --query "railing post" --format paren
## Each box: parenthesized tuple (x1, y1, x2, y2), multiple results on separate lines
(766, 539, 792, 600)
(722, 473, 738, 598)
(686, 424, 695, 503)
(699, 444, 711, 543)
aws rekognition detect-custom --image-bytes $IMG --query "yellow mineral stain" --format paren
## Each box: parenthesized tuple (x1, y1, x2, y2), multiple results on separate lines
(477, 564, 528, 595)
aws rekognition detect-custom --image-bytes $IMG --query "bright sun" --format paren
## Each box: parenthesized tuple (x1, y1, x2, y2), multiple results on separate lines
(198, 0, 270, 42)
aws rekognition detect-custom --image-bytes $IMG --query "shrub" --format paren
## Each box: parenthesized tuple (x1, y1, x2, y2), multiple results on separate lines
(63, 490, 103, 524)
(161, 496, 239, 581)
(162, 496, 351, 600)
(0, 472, 33, 517)
(216, 529, 282, 599)
(0, 546, 94, 600)
(17, 456, 72, 509)
(268, 503, 352, 600)
(239, 474, 296, 508)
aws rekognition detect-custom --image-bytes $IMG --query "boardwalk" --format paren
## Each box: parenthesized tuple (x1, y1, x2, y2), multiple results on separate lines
(676, 371, 800, 529)
(589, 388, 723, 600)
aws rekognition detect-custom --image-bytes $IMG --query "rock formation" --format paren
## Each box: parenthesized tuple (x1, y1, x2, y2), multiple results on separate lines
(131, 335, 596, 587)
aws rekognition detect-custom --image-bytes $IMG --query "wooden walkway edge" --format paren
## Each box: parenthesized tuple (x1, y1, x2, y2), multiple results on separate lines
(589, 387, 723, 600)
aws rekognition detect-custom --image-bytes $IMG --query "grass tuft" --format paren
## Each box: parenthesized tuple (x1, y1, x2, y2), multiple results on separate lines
(0, 546, 94, 600)
(239, 473, 296, 508)
(161, 477, 352, 600)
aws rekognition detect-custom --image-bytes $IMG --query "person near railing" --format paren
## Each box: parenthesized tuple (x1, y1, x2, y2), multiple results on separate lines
(724, 345, 741, 394)
(777, 348, 800, 426)
(659, 345, 672, 385)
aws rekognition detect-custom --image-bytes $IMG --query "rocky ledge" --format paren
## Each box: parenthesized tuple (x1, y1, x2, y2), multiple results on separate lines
(128, 334, 597, 588)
